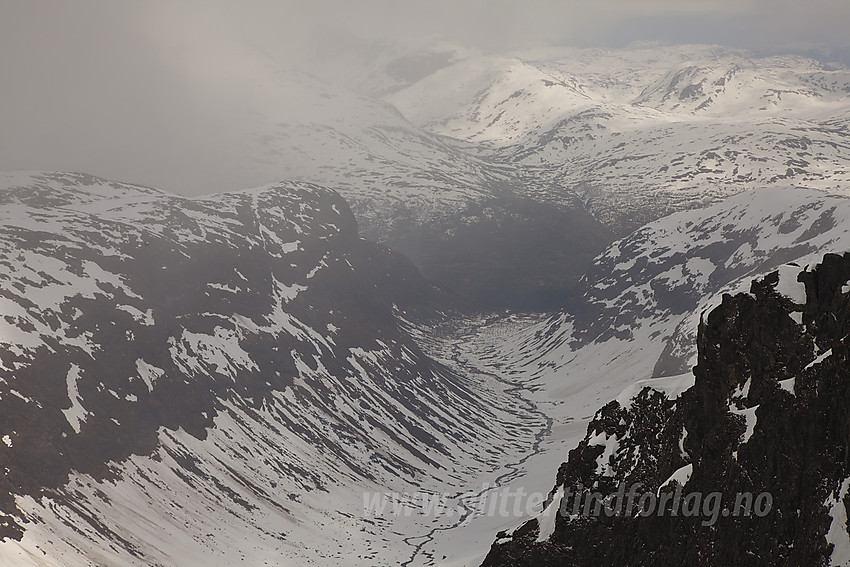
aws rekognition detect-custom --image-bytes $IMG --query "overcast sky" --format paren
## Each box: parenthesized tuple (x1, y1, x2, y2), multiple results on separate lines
(2, 0, 849, 194)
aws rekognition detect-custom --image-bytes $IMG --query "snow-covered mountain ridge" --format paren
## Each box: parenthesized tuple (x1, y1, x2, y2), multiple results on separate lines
(0, 172, 548, 565)
(374, 44, 850, 233)
(15, 43, 849, 311)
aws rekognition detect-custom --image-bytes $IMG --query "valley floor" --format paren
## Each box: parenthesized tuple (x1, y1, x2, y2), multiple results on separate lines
(394, 311, 644, 566)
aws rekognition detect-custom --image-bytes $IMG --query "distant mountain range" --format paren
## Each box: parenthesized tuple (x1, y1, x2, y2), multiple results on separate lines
(375, 43, 850, 235)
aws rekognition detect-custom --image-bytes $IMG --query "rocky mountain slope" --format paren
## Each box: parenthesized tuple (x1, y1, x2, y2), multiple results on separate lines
(499, 186, 850, 390)
(0, 172, 548, 565)
(482, 252, 850, 567)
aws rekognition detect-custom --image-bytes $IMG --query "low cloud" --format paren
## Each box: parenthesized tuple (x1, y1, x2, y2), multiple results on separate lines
(1, 1, 848, 194)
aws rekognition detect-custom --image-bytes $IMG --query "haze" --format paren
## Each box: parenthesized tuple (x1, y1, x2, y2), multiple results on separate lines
(1, 0, 848, 195)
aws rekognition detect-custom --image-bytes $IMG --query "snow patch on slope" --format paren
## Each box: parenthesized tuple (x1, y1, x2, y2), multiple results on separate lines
(62, 365, 87, 434)
(827, 477, 850, 567)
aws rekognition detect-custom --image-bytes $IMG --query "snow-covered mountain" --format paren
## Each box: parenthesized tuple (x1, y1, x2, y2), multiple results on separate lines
(375, 44, 850, 234)
(233, 63, 613, 310)
(0, 172, 550, 565)
(478, 187, 850, 402)
(14, 41, 850, 311)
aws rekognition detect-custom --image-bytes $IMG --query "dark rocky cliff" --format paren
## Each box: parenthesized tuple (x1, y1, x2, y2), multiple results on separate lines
(483, 252, 850, 566)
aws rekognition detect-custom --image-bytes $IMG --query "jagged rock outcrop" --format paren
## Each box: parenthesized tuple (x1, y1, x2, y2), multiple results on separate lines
(483, 253, 850, 566)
